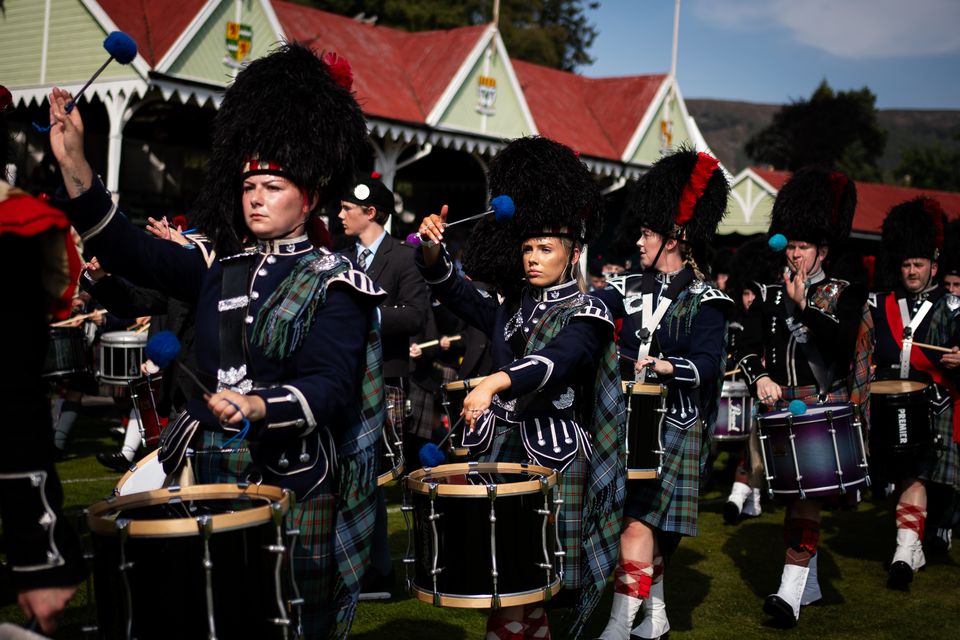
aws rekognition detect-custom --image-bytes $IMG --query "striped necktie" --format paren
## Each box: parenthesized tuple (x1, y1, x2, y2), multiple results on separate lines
(358, 247, 371, 272)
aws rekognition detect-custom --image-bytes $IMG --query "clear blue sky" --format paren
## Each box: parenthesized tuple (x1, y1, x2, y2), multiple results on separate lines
(583, 0, 960, 110)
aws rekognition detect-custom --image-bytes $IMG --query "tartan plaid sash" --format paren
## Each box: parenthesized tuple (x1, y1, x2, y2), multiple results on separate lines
(251, 250, 350, 359)
(330, 317, 385, 638)
(522, 298, 626, 639)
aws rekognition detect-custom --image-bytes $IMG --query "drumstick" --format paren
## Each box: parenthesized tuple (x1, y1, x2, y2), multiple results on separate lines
(724, 368, 741, 377)
(912, 340, 955, 354)
(134, 322, 151, 335)
(127, 320, 148, 331)
(413, 335, 462, 350)
(49, 309, 104, 327)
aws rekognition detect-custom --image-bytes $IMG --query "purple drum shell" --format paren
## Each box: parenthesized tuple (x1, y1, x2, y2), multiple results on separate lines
(758, 402, 868, 498)
(713, 381, 753, 441)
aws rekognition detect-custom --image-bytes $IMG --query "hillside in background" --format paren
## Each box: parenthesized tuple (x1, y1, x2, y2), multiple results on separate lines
(686, 99, 960, 179)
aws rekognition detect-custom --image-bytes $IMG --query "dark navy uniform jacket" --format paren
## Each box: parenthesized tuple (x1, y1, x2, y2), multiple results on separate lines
(58, 180, 383, 464)
(597, 270, 731, 428)
(736, 271, 866, 394)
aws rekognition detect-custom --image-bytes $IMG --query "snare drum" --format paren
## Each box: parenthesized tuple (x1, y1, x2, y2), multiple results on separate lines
(757, 402, 869, 499)
(128, 374, 164, 448)
(43, 326, 90, 379)
(441, 376, 488, 451)
(98, 331, 147, 385)
(87, 484, 296, 639)
(403, 462, 562, 608)
(869, 379, 932, 459)
(713, 380, 754, 441)
(622, 381, 666, 479)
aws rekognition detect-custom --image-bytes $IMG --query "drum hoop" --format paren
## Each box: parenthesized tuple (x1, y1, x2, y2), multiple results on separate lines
(405, 462, 557, 496)
(758, 404, 854, 426)
(620, 381, 666, 396)
(114, 449, 160, 492)
(100, 331, 149, 346)
(86, 484, 290, 537)
(377, 461, 405, 487)
(870, 380, 928, 395)
(442, 376, 488, 392)
(410, 578, 562, 609)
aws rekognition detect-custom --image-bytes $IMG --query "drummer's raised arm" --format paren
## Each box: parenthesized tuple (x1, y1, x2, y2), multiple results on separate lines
(48, 88, 94, 199)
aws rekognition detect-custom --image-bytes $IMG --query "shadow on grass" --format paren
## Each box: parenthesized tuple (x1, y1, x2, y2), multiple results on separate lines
(353, 618, 469, 640)
(665, 546, 712, 631)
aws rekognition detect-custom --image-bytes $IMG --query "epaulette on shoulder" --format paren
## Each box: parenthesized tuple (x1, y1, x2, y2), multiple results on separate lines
(700, 287, 734, 306)
(328, 263, 387, 299)
(604, 273, 641, 296)
(574, 294, 614, 327)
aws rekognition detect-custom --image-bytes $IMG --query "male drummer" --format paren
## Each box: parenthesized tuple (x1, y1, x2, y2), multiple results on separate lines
(736, 167, 872, 626)
(339, 172, 429, 597)
(868, 197, 960, 588)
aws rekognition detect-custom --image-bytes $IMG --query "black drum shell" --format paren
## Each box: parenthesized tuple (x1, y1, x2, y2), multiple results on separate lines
(623, 384, 664, 478)
(90, 497, 291, 639)
(869, 380, 932, 474)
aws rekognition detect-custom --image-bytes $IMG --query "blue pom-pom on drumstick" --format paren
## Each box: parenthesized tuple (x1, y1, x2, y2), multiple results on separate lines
(768, 233, 788, 252)
(145, 331, 181, 369)
(789, 400, 808, 416)
(418, 443, 447, 468)
(34, 31, 138, 131)
(407, 195, 515, 246)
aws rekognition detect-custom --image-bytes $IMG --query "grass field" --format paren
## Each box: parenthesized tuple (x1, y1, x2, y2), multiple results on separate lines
(3, 400, 958, 638)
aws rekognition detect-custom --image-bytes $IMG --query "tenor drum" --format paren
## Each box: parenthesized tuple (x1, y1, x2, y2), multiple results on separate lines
(622, 381, 666, 479)
(758, 402, 869, 499)
(713, 380, 754, 441)
(87, 484, 296, 639)
(403, 462, 562, 608)
(869, 379, 932, 459)
(98, 331, 147, 385)
(43, 326, 90, 379)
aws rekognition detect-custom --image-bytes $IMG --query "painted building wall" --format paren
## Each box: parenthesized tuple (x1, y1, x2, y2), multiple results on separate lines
(720, 173, 775, 235)
(436, 47, 532, 139)
(629, 94, 692, 165)
(0, 0, 137, 89)
(167, 0, 278, 85)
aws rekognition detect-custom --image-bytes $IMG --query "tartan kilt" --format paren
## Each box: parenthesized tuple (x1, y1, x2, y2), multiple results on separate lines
(479, 417, 590, 591)
(625, 419, 702, 537)
(920, 408, 959, 489)
(195, 431, 338, 638)
(406, 381, 440, 440)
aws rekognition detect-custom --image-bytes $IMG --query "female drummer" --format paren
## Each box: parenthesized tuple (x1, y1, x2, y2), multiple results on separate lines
(416, 136, 625, 639)
(48, 44, 383, 638)
(594, 149, 732, 640)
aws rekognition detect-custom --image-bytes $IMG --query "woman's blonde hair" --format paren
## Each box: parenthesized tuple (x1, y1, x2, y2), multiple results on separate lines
(559, 237, 588, 292)
(672, 224, 705, 281)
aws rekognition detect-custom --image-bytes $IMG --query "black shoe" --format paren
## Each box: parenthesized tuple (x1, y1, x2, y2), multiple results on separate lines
(359, 568, 395, 601)
(887, 561, 913, 590)
(97, 452, 133, 473)
(723, 500, 742, 524)
(763, 595, 798, 627)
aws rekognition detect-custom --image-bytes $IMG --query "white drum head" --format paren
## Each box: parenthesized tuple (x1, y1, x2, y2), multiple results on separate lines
(115, 450, 168, 496)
